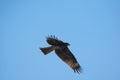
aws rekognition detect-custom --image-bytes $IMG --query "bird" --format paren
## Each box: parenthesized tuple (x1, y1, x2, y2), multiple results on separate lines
(40, 35, 82, 73)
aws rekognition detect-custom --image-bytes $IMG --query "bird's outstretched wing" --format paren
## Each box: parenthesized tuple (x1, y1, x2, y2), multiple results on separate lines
(55, 47, 81, 73)
(46, 35, 66, 46)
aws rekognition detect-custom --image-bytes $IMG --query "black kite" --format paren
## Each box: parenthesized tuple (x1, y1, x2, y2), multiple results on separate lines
(40, 35, 82, 73)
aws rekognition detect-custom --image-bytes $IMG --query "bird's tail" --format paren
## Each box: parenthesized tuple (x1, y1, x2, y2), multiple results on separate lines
(40, 46, 54, 55)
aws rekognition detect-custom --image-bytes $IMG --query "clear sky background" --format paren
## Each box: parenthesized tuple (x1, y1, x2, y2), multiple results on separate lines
(0, 0, 120, 80)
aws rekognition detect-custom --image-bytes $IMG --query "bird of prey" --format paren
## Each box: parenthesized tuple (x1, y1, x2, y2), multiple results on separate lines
(40, 35, 82, 73)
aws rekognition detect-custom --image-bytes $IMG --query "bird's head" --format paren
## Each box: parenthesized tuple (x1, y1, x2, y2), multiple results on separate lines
(64, 42, 70, 46)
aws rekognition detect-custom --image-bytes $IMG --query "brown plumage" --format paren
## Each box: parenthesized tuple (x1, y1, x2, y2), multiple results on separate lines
(40, 35, 82, 73)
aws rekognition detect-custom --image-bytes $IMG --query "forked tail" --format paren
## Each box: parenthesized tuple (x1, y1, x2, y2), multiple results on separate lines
(40, 46, 54, 55)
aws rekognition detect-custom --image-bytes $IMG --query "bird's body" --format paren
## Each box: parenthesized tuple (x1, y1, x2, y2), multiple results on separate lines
(40, 35, 82, 73)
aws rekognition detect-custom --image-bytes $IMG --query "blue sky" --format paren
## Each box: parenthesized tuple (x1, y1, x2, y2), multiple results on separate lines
(0, 0, 120, 80)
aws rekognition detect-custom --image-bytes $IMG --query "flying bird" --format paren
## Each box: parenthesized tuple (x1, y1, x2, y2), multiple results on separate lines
(40, 35, 82, 73)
